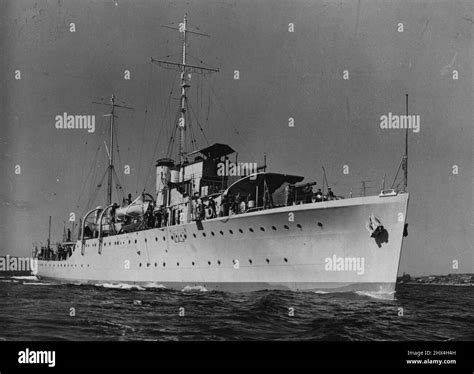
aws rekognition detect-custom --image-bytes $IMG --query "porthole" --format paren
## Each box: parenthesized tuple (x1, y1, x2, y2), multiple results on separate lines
(177, 262, 180, 266)
(139, 263, 142, 267)
(192, 262, 195, 266)
(218, 260, 221, 265)
(239, 228, 243, 233)
(145, 238, 147, 243)
(184, 234, 187, 239)
(129, 240, 131, 244)
(155, 237, 158, 241)
(249, 228, 254, 232)
(284, 258, 288, 262)
(211, 232, 215, 236)
(147, 263, 150, 267)
(272, 226, 277, 231)
(297, 224, 302, 229)
(208, 261, 211, 265)
(154, 263, 157, 267)
(284, 225, 289, 230)
(163, 262, 166, 267)
(163, 237, 166, 241)
(229, 230, 233, 234)
(202, 232, 206, 237)
(249, 259, 252, 264)
(135, 239, 137, 244)
(220, 230, 224, 235)
(266, 258, 270, 263)
(260, 227, 265, 232)
(317, 222, 323, 227)
(193, 233, 196, 238)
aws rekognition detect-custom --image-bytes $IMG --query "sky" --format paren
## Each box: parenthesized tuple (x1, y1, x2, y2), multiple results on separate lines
(1, 0, 472, 276)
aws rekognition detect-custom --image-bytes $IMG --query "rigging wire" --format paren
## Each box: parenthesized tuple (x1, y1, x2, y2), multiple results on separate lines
(75, 144, 102, 211)
(166, 105, 182, 159)
(135, 63, 154, 194)
(142, 69, 179, 192)
(83, 168, 108, 217)
(203, 75, 260, 161)
(186, 105, 197, 151)
(112, 166, 125, 202)
(186, 97, 210, 146)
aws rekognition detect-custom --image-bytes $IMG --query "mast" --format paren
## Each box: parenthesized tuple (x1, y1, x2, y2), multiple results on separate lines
(107, 95, 115, 206)
(180, 13, 188, 166)
(93, 95, 133, 206)
(47, 216, 51, 249)
(404, 94, 408, 192)
(151, 14, 219, 164)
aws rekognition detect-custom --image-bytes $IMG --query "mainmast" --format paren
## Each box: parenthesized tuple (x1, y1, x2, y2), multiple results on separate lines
(93, 95, 133, 205)
(151, 14, 219, 165)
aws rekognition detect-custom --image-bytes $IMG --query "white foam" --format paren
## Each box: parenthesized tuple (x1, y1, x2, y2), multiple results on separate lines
(95, 283, 145, 291)
(355, 290, 395, 300)
(22, 282, 59, 286)
(11, 276, 38, 280)
(312, 290, 330, 294)
(142, 282, 167, 289)
(181, 285, 208, 292)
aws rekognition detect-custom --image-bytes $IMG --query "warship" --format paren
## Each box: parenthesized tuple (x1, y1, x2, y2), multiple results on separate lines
(34, 15, 409, 293)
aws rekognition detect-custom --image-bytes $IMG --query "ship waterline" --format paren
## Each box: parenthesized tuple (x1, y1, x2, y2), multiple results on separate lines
(37, 193, 408, 293)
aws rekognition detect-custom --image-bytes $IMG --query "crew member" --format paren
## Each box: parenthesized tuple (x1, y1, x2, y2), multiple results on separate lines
(327, 188, 335, 200)
(315, 188, 323, 202)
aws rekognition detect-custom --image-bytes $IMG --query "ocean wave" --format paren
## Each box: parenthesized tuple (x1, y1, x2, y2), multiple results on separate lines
(181, 285, 208, 292)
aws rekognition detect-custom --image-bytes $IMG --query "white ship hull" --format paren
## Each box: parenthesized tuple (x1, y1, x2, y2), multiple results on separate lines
(37, 193, 408, 293)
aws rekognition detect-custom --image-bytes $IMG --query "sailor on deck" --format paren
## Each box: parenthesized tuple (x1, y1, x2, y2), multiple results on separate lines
(315, 189, 323, 202)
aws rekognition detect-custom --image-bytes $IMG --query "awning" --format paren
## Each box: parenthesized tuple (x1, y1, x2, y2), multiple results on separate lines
(188, 143, 235, 159)
(224, 172, 304, 196)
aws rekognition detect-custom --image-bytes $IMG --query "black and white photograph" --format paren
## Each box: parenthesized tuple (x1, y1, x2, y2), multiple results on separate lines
(0, 0, 473, 370)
